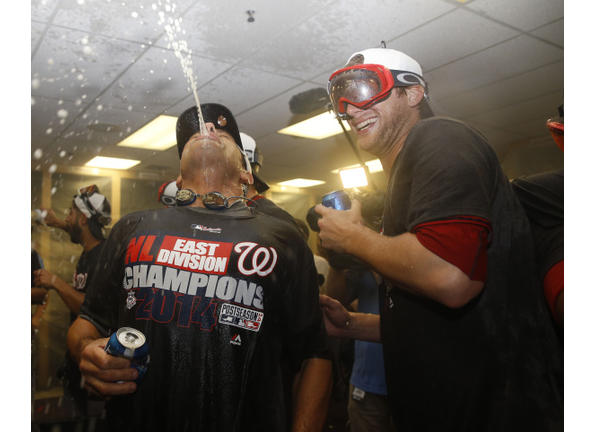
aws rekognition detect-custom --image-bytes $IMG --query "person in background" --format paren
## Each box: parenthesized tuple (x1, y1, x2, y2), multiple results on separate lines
(511, 106, 564, 327)
(315, 47, 563, 431)
(33, 186, 111, 426)
(157, 179, 179, 207)
(33, 186, 111, 319)
(295, 218, 330, 295)
(323, 188, 395, 432)
(67, 103, 332, 432)
(240, 132, 302, 228)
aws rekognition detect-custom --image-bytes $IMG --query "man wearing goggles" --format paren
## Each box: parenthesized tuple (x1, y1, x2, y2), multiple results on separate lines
(317, 48, 562, 431)
(68, 103, 332, 432)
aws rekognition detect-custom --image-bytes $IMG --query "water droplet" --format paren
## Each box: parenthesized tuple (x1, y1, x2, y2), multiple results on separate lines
(33, 149, 43, 159)
(131, 11, 139, 18)
(57, 109, 68, 118)
(32, 78, 40, 89)
(46, 128, 53, 135)
(60, 151, 67, 158)
(83, 46, 93, 55)
(97, 105, 103, 111)
(81, 37, 89, 45)
(47, 58, 54, 66)
(49, 165, 57, 173)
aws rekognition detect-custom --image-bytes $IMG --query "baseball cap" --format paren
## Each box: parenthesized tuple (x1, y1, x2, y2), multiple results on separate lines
(347, 48, 426, 89)
(240, 132, 270, 193)
(73, 185, 112, 226)
(158, 180, 179, 207)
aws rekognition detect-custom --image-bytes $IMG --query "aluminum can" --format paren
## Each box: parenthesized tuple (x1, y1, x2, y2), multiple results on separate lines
(105, 327, 150, 383)
(322, 190, 351, 211)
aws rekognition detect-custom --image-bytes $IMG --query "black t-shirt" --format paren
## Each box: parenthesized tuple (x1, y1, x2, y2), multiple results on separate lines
(70, 241, 104, 322)
(511, 169, 564, 280)
(380, 117, 563, 431)
(80, 203, 329, 432)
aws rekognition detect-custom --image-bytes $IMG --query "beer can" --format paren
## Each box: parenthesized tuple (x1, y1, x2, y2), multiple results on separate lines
(322, 190, 351, 211)
(105, 327, 150, 383)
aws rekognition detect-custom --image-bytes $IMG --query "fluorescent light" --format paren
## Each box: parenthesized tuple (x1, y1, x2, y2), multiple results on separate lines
(332, 159, 384, 174)
(278, 111, 350, 140)
(340, 167, 368, 189)
(117, 115, 177, 150)
(85, 156, 141, 170)
(278, 178, 326, 188)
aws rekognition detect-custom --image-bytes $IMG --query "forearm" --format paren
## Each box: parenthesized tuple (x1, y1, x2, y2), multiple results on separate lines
(31, 287, 48, 304)
(291, 358, 333, 432)
(341, 312, 381, 343)
(52, 278, 85, 315)
(67, 316, 102, 364)
(342, 225, 483, 308)
(326, 267, 350, 306)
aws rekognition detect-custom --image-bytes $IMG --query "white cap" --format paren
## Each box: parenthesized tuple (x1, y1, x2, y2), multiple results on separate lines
(73, 193, 111, 225)
(240, 132, 257, 164)
(348, 48, 423, 76)
(163, 181, 178, 199)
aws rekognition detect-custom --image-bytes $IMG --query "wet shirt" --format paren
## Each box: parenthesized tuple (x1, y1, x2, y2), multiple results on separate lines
(70, 241, 104, 323)
(80, 203, 328, 432)
(380, 117, 563, 432)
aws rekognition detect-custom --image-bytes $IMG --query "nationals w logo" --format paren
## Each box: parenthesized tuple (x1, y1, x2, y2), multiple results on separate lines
(234, 242, 278, 277)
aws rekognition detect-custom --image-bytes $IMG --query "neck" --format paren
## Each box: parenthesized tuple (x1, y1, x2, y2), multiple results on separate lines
(81, 232, 101, 252)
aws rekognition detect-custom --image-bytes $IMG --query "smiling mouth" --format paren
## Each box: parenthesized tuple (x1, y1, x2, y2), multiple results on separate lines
(355, 118, 377, 131)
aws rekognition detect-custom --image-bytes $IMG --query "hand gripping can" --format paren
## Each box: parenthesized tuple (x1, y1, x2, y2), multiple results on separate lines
(322, 190, 351, 211)
(105, 327, 150, 383)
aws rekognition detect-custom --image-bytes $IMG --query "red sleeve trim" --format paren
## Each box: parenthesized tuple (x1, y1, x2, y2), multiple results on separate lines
(412, 217, 492, 283)
(543, 260, 564, 322)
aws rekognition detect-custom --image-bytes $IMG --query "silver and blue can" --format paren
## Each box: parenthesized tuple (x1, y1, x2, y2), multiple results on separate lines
(322, 190, 351, 211)
(105, 327, 150, 383)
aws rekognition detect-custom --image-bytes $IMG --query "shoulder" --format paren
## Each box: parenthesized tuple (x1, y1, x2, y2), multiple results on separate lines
(403, 116, 496, 163)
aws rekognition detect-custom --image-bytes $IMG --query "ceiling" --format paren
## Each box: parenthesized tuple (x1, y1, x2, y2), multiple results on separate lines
(31, 0, 564, 195)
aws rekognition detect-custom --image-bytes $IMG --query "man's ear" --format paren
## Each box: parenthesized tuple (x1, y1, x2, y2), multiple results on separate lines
(78, 212, 89, 226)
(406, 85, 425, 108)
(240, 170, 254, 187)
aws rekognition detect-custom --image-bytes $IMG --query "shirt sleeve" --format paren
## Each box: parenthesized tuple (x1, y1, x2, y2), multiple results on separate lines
(412, 216, 492, 283)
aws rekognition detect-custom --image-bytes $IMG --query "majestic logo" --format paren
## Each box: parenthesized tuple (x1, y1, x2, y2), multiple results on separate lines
(230, 334, 242, 346)
(191, 224, 222, 234)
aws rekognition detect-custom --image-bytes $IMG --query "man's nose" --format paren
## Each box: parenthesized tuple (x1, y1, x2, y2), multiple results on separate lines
(204, 122, 217, 134)
(345, 103, 362, 119)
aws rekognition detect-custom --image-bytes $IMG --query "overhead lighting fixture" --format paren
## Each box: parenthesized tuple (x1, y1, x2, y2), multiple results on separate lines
(278, 178, 326, 188)
(85, 156, 141, 170)
(278, 111, 350, 140)
(340, 166, 368, 189)
(332, 159, 384, 174)
(117, 115, 177, 151)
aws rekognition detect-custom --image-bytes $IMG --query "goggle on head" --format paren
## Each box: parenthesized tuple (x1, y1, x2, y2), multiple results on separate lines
(328, 64, 426, 119)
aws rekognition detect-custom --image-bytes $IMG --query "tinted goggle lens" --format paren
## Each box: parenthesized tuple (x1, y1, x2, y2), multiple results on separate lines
(328, 67, 392, 115)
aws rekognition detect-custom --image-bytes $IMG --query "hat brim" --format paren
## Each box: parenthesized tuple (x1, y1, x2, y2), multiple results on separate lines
(253, 172, 270, 193)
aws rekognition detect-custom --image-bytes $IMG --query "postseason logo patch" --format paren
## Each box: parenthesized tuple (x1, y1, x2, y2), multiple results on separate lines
(219, 303, 263, 332)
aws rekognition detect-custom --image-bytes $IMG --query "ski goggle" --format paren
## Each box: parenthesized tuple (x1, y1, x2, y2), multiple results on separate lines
(174, 189, 257, 210)
(328, 64, 426, 118)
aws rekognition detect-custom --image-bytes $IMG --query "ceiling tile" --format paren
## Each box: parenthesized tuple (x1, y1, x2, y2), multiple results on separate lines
(466, 0, 563, 32)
